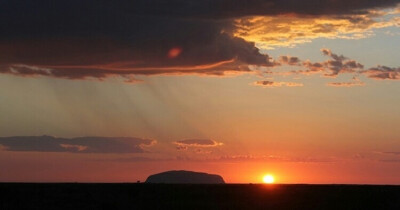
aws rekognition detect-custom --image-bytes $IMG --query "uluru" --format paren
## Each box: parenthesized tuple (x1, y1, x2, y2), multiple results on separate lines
(145, 170, 225, 184)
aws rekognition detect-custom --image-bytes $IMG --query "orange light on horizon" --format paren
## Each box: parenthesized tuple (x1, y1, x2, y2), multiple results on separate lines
(263, 174, 275, 184)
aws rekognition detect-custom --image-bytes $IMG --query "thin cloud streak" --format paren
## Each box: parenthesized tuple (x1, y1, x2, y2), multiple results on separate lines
(0, 135, 156, 153)
(254, 80, 304, 87)
(174, 139, 224, 147)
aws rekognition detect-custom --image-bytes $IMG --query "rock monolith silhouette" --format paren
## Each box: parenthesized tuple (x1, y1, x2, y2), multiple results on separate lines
(145, 170, 225, 184)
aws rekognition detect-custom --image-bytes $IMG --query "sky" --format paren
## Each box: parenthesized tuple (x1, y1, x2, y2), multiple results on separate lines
(1, 0, 400, 184)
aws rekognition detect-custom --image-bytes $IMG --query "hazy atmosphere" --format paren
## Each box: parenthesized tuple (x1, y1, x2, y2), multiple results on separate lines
(1, 0, 400, 184)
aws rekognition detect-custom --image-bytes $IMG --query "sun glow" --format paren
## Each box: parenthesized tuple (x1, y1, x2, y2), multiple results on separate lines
(263, 175, 275, 184)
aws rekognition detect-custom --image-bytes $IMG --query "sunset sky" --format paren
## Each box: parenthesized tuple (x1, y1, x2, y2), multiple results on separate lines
(1, 0, 400, 184)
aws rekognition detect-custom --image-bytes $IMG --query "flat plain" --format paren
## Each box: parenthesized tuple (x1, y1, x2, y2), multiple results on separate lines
(1, 183, 400, 209)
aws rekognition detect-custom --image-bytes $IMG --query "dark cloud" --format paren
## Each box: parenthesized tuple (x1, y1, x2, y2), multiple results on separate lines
(255, 81, 275, 86)
(0, 0, 398, 82)
(254, 80, 303, 87)
(174, 139, 223, 147)
(0, 1, 275, 81)
(321, 48, 347, 61)
(263, 49, 400, 87)
(266, 49, 368, 79)
(0, 135, 156, 153)
(362, 66, 400, 80)
(300, 60, 326, 74)
(318, 50, 400, 80)
(116, 0, 400, 18)
(279, 56, 301, 66)
(320, 49, 364, 77)
(280, 49, 367, 78)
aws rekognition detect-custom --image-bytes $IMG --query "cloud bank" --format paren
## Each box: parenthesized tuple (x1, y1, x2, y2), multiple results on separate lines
(0, 135, 156, 153)
(0, 0, 398, 82)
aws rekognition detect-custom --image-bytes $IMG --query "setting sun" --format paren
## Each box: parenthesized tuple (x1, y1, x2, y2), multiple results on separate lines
(263, 175, 275, 184)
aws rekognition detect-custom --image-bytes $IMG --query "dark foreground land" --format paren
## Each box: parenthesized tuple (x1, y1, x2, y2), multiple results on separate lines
(1, 183, 400, 209)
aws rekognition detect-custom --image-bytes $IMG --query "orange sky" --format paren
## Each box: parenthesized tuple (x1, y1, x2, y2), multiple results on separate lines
(1, 1, 400, 184)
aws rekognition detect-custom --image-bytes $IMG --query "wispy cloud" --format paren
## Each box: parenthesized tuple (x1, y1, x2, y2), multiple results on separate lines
(327, 81, 366, 87)
(254, 80, 304, 87)
(327, 77, 366, 87)
(92, 154, 339, 163)
(214, 154, 337, 163)
(234, 7, 400, 49)
(0, 135, 156, 153)
(264, 49, 400, 87)
(174, 139, 223, 148)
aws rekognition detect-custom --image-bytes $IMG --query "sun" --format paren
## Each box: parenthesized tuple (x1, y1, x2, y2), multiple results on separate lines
(263, 175, 275, 184)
